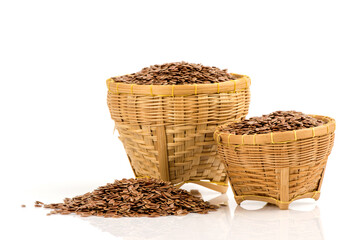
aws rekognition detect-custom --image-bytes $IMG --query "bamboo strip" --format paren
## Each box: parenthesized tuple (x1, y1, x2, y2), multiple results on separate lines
(279, 168, 290, 209)
(157, 126, 169, 181)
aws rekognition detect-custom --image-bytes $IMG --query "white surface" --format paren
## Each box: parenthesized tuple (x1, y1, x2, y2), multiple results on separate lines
(0, 0, 359, 239)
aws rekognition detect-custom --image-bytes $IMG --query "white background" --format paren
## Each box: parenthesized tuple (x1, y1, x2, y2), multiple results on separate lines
(1, 0, 359, 239)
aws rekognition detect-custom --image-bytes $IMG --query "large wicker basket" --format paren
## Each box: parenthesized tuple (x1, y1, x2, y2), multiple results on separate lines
(214, 115, 335, 208)
(107, 74, 251, 193)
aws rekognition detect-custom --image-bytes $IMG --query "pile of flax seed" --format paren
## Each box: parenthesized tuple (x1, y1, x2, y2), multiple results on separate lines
(34, 178, 218, 218)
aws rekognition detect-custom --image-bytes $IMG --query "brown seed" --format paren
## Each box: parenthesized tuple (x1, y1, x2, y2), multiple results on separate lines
(112, 62, 236, 85)
(221, 111, 324, 135)
(38, 178, 218, 218)
(21, 204, 26, 208)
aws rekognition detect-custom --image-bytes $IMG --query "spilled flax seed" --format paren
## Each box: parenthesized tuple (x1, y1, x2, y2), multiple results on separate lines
(38, 178, 218, 217)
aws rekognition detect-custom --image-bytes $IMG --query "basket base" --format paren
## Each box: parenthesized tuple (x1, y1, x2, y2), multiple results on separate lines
(234, 191, 321, 210)
(175, 180, 228, 194)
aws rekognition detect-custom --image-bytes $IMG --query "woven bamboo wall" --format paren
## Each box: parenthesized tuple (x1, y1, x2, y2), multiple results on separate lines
(107, 74, 251, 188)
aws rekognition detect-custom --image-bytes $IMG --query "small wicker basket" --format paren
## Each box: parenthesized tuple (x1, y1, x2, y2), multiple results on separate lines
(214, 115, 335, 209)
(107, 74, 251, 193)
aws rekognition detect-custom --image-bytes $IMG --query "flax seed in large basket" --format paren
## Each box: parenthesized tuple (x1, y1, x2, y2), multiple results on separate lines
(106, 64, 250, 193)
(214, 114, 335, 208)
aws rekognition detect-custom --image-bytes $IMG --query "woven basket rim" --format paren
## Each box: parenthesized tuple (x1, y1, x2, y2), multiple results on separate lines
(214, 115, 336, 145)
(106, 73, 250, 96)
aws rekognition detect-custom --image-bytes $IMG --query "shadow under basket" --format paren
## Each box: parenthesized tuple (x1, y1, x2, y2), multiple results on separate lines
(107, 74, 251, 193)
(214, 115, 335, 208)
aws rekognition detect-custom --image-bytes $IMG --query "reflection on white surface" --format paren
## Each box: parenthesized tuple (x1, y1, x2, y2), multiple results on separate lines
(228, 201, 324, 240)
(80, 193, 231, 240)
(74, 190, 323, 240)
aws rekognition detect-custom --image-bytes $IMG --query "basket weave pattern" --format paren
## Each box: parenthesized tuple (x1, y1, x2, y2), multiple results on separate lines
(215, 115, 335, 209)
(107, 74, 251, 191)
(108, 90, 249, 126)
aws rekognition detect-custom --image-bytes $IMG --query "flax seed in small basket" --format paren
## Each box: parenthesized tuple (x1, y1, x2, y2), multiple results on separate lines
(214, 111, 335, 210)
